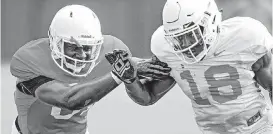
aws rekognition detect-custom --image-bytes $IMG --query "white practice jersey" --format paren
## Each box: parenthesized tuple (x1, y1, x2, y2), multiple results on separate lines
(151, 17, 273, 134)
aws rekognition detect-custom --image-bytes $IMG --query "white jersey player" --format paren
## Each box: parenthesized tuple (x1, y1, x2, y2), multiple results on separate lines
(116, 0, 273, 133)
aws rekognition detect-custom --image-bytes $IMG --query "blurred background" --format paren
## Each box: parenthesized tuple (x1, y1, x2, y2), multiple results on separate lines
(1, 0, 272, 134)
(1, 0, 272, 61)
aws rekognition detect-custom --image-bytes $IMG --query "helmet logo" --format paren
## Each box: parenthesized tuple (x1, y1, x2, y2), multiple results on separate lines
(80, 35, 94, 38)
(169, 28, 180, 32)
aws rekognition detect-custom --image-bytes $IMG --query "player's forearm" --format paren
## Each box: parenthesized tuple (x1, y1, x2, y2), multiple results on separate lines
(264, 66, 272, 102)
(255, 67, 272, 103)
(125, 78, 153, 106)
(260, 69, 272, 89)
(125, 77, 176, 106)
(253, 52, 272, 103)
(64, 73, 119, 110)
(37, 73, 119, 110)
(264, 68, 272, 103)
(264, 71, 272, 102)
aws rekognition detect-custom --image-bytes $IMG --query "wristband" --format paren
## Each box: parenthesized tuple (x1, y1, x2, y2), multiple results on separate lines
(111, 72, 122, 84)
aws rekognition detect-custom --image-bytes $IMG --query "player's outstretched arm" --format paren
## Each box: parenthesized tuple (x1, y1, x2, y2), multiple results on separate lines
(125, 75, 176, 106)
(105, 50, 176, 105)
(16, 73, 120, 110)
(252, 51, 272, 103)
(125, 56, 176, 105)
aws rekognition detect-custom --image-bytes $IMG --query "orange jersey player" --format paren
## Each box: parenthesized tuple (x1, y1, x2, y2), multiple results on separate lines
(112, 0, 273, 134)
(10, 5, 134, 134)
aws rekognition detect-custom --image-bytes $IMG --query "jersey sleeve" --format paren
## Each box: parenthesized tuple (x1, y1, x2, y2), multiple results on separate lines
(10, 55, 54, 97)
(256, 21, 273, 52)
(150, 26, 179, 69)
(10, 56, 37, 80)
(244, 18, 273, 55)
(150, 26, 164, 58)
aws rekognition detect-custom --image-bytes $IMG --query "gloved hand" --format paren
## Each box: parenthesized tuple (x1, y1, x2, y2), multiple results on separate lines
(105, 49, 136, 84)
(136, 55, 171, 81)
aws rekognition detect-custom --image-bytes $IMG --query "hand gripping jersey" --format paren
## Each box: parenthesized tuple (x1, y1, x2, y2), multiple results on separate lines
(151, 17, 273, 134)
(10, 35, 130, 134)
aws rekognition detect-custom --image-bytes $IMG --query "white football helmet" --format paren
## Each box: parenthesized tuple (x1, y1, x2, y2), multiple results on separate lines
(48, 5, 103, 77)
(163, 0, 222, 64)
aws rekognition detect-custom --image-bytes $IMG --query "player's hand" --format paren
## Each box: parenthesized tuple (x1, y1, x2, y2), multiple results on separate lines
(136, 55, 171, 81)
(105, 49, 136, 84)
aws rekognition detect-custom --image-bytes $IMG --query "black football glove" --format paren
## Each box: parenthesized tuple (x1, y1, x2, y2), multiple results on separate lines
(137, 55, 171, 81)
(105, 49, 136, 84)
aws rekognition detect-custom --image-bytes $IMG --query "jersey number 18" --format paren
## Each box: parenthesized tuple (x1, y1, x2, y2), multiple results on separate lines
(180, 64, 242, 105)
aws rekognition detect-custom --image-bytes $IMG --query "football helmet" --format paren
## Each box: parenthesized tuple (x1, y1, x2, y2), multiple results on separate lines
(48, 5, 103, 77)
(163, 0, 222, 64)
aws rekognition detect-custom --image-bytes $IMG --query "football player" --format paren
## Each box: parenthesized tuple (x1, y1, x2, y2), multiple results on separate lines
(106, 0, 273, 133)
(10, 4, 170, 134)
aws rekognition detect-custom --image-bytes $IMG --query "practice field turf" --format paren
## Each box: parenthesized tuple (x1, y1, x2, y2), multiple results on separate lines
(1, 63, 271, 134)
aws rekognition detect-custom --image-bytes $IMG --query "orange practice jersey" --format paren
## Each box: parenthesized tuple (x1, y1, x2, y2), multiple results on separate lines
(10, 35, 130, 134)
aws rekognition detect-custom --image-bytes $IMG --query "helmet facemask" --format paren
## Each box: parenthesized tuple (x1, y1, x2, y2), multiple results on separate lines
(165, 22, 210, 64)
(163, 0, 222, 64)
(49, 29, 103, 77)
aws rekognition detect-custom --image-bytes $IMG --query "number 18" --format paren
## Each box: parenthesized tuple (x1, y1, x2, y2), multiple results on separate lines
(180, 64, 242, 105)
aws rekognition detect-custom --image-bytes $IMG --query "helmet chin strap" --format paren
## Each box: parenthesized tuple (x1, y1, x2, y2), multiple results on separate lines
(63, 58, 86, 73)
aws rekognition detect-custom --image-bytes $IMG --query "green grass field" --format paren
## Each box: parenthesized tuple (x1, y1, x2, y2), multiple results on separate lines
(1, 63, 202, 134)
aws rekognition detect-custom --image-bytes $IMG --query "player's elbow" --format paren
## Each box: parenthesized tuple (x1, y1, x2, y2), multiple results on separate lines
(131, 98, 154, 106)
(139, 100, 157, 106)
(136, 100, 158, 106)
(142, 95, 160, 106)
(128, 93, 156, 106)
(139, 98, 154, 106)
(126, 91, 153, 106)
